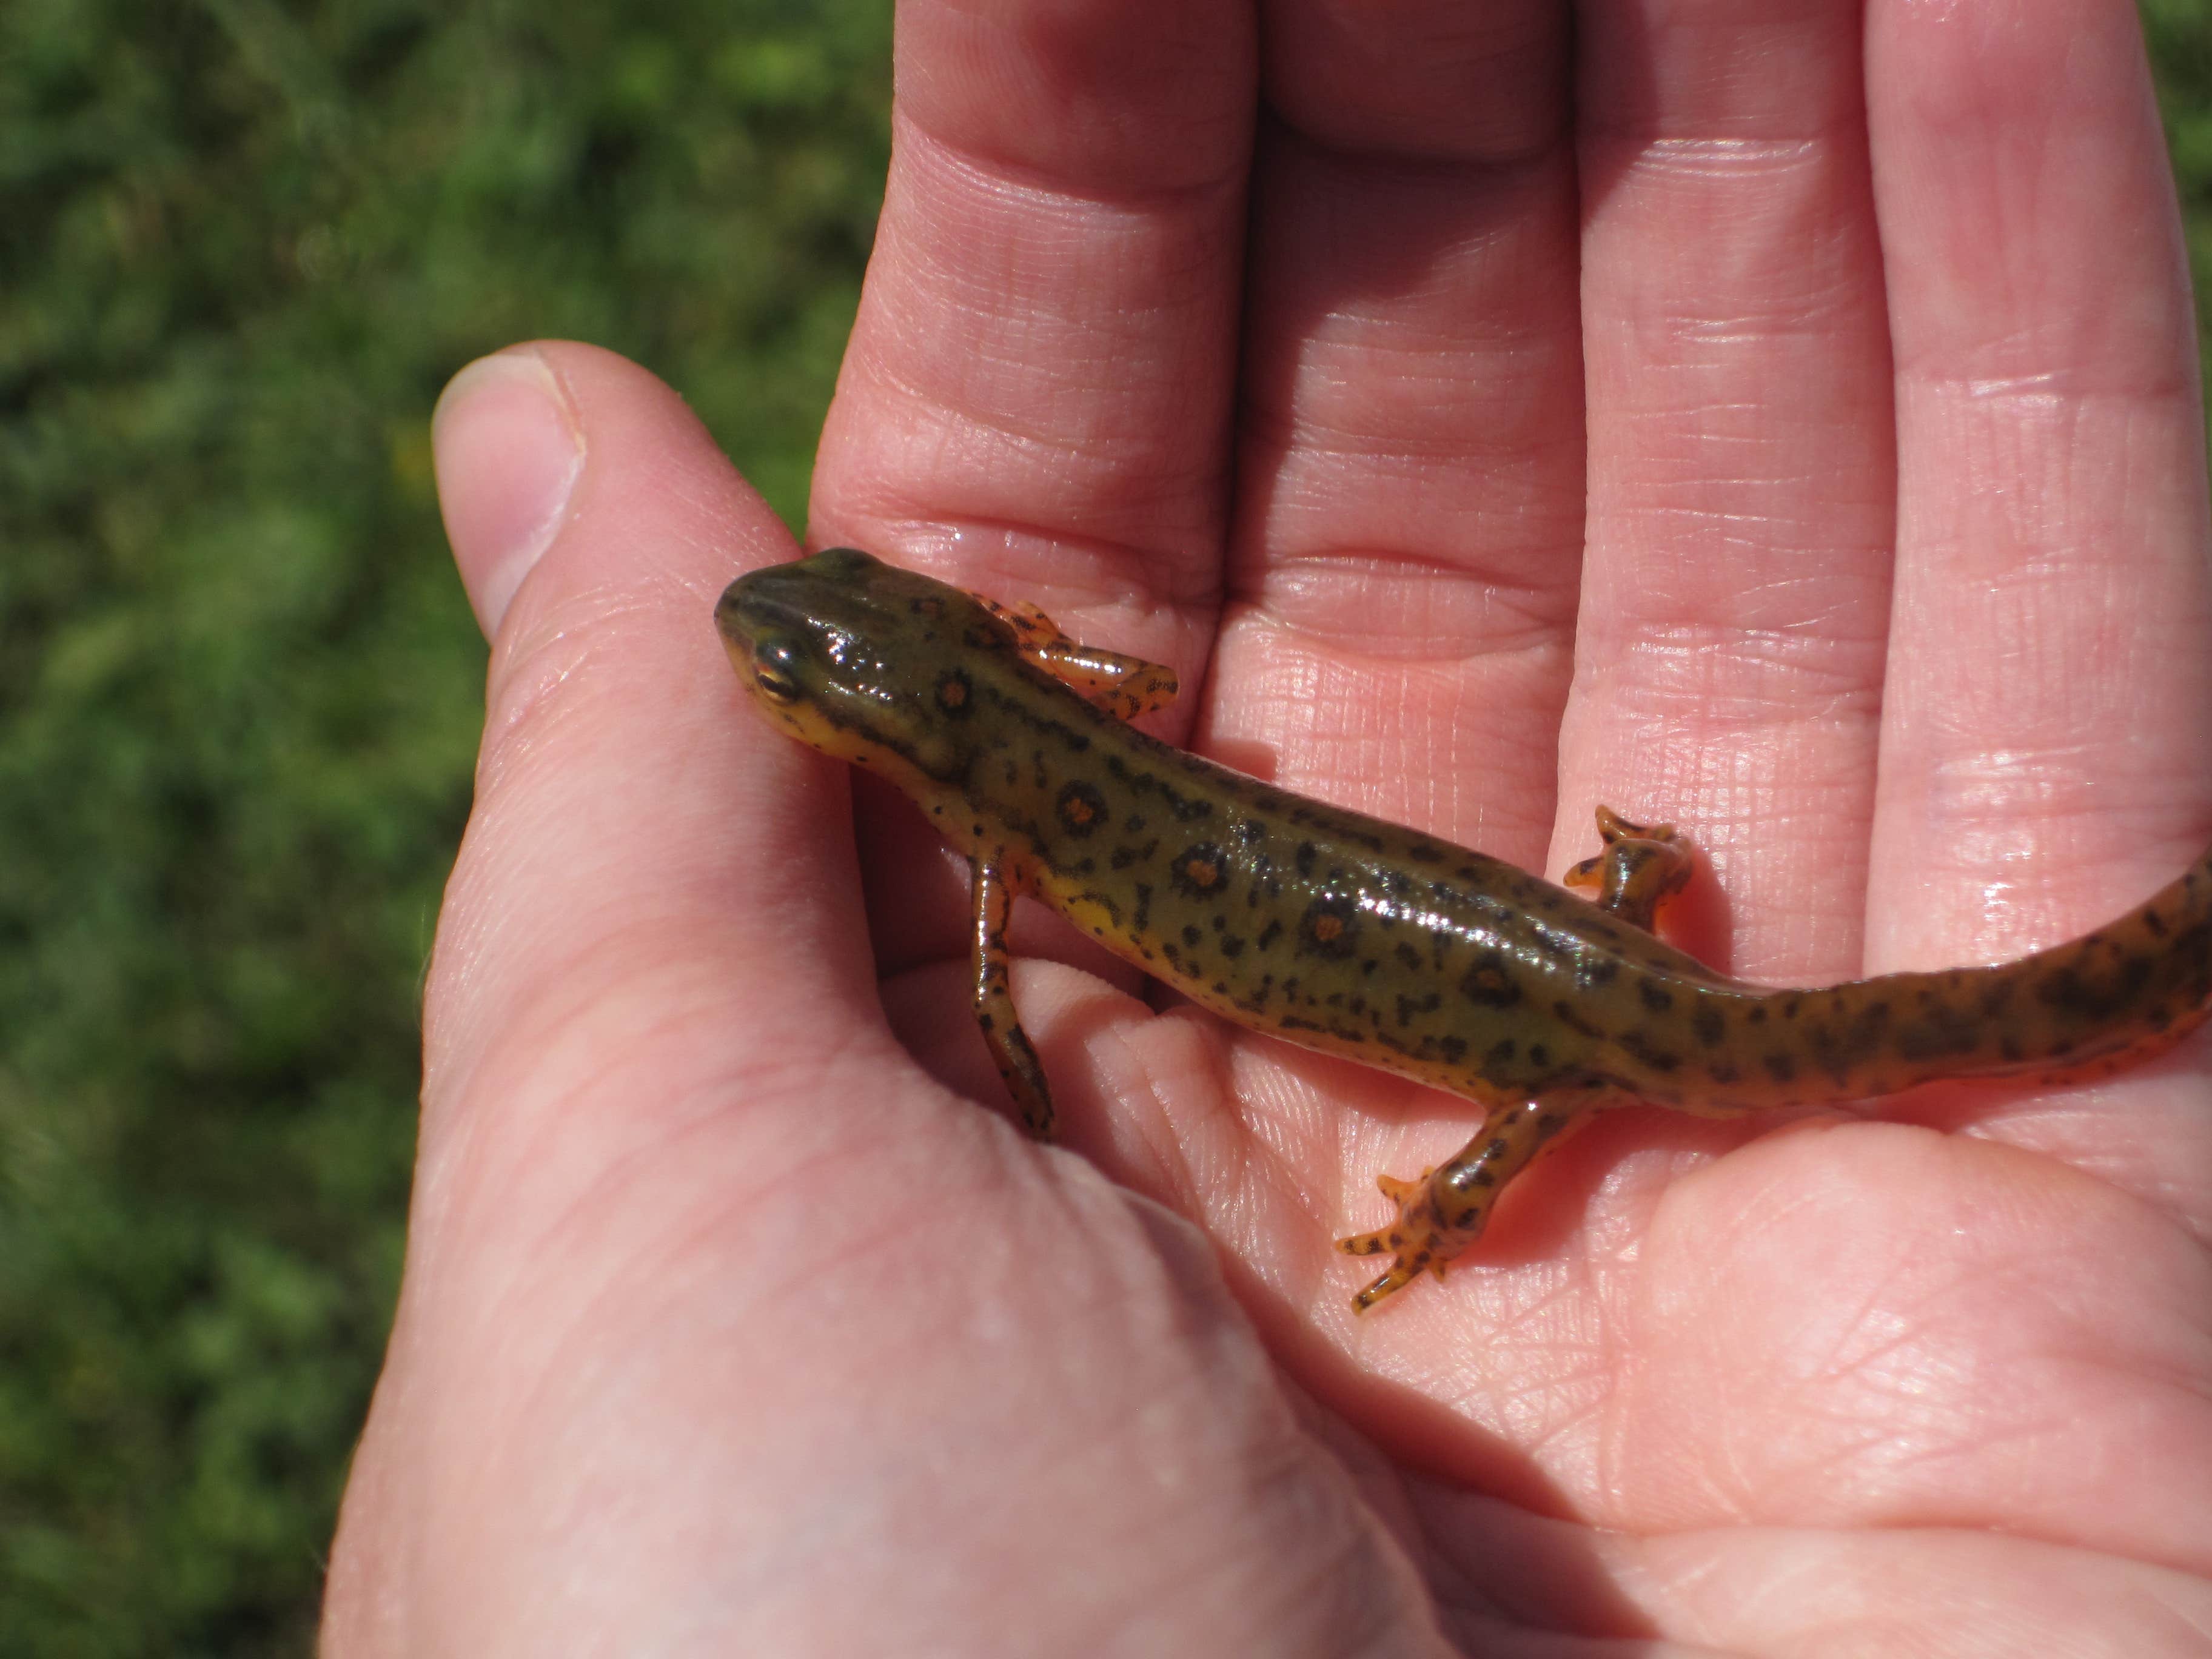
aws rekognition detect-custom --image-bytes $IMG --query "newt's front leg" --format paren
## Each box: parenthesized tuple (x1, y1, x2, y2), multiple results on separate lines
(971, 855, 1055, 1139)
(971, 592, 1180, 722)
(1337, 1090, 1615, 1312)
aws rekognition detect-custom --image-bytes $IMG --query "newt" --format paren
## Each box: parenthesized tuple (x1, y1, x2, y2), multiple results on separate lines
(716, 548, 2212, 1312)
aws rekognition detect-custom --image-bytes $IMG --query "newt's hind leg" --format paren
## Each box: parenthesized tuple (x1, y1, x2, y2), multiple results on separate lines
(1336, 1091, 1615, 1312)
(970, 593, 1179, 722)
(971, 856, 1054, 1139)
(1563, 805, 1695, 934)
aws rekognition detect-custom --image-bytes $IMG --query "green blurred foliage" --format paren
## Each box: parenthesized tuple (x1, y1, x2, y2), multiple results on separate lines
(2150, 0, 2212, 380)
(0, 0, 886, 1651)
(4, 1, 2212, 1652)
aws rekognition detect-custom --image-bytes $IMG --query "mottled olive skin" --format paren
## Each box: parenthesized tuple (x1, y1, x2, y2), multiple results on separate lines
(719, 549, 2212, 1311)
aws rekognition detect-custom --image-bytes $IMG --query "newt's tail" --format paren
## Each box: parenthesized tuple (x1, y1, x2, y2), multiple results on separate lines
(1574, 803, 2209, 1107)
(2006, 838, 2212, 1084)
(1751, 840, 2212, 1101)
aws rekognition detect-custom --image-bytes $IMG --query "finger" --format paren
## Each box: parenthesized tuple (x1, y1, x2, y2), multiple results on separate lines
(808, 0, 1256, 682)
(1866, 0, 2212, 947)
(1862, 0, 2212, 1201)
(421, 343, 874, 1148)
(1207, 0, 1581, 871)
(338, 342, 879, 1637)
(1555, 0, 1898, 982)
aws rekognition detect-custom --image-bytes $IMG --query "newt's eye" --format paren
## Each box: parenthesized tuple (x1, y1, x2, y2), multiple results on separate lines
(752, 639, 804, 705)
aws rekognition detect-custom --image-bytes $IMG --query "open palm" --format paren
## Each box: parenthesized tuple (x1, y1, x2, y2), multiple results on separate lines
(326, 0, 2212, 1651)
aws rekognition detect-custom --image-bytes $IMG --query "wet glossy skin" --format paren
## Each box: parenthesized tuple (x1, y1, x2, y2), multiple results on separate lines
(718, 548, 2212, 1312)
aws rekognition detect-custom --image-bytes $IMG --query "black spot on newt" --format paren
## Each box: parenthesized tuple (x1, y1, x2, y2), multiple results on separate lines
(1574, 956, 1620, 991)
(1616, 1030, 1681, 1073)
(1395, 991, 1443, 1027)
(1552, 999, 1603, 1039)
(1110, 840, 1156, 870)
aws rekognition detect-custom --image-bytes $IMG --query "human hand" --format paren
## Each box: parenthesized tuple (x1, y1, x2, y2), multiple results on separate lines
(326, 0, 2212, 1650)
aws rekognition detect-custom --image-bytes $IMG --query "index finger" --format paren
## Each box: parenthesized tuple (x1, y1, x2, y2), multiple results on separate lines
(806, 0, 1257, 694)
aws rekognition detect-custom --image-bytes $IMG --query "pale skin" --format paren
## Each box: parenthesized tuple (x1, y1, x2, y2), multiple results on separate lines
(324, 0, 2212, 1651)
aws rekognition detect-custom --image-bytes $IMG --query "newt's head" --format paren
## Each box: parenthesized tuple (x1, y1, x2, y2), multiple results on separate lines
(716, 548, 1013, 784)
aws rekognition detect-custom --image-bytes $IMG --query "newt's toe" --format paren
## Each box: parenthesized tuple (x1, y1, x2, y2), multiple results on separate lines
(1347, 1256, 1433, 1312)
(1374, 1169, 1427, 1205)
(1336, 1167, 1447, 1313)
